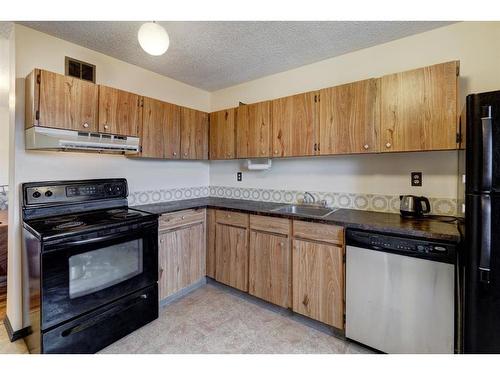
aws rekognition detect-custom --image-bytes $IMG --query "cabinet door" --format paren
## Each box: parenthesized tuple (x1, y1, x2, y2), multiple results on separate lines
(292, 239, 344, 329)
(141, 97, 180, 159)
(215, 223, 248, 291)
(36, 69, 98, 131)
(180, 107, 209, 159)
(158, 222, 206, 300)
(249, 230, 290, 308)
(209, 108, 236, 159)
(319, 79, 379, 155)
(206, 209, 216, 278)
(98, 85, 141, 137)
(271, 91, 319, 157)
(380, 61, 459, 152)
(236, 101, 272, 158)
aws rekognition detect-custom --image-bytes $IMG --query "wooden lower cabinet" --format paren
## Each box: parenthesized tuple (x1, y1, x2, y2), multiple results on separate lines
(249, 230, 291, 308)
(158, 210, 206, 300)
(292, 239, 344, 329)
(215, 210, 249, 291)
(206, 209, 216, 278)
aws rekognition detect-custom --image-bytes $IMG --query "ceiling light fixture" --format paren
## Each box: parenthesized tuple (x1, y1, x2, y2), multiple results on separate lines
(138, 22, 169, 56)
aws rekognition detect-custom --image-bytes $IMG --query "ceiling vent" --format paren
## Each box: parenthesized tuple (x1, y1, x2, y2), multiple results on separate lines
(65, 56, 96, 83)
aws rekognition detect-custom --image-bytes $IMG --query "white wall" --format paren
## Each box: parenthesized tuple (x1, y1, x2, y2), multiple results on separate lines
(210, 21, 500, 200)
(0, 37, 9, 187)
(7, 24, 212, 331)
(210, 151, 458, 198)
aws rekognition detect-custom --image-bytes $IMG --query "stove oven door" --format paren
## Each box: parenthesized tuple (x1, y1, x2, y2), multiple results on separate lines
(41, 220, 158, 331)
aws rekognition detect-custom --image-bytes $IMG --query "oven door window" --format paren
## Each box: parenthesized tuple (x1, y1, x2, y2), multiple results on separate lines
(68, 239, 143, 299)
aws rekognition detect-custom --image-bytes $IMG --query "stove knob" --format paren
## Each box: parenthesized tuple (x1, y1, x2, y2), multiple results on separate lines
(32, 191, 41, 198)
(45, 190, 53, 197)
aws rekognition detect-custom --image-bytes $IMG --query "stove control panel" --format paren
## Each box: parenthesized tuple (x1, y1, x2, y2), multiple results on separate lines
(24, 179, 128, 206)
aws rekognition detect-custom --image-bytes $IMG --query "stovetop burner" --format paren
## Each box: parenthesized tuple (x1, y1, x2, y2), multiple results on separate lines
(108, 209, 142, 219)
(54, 221, 85, 230)
(44, 215, 78, 225)
(24, 207, 154, 240)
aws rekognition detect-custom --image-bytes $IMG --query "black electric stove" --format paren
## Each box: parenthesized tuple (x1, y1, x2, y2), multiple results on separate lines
(21, 179, 159, 354)
(24, 207, 154, 241)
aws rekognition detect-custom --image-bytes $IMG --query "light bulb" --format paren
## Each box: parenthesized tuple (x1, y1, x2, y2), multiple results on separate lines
(138, 22, 169, 56)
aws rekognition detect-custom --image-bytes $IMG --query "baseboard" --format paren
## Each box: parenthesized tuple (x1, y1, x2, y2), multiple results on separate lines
(159, 277, 207, 307)
(3, 315, 31, 342)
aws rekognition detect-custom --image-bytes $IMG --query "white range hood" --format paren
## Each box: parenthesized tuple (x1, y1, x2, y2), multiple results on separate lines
(25, 127, 140, 154)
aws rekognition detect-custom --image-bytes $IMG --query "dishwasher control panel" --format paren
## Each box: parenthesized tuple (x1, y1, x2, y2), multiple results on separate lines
(346, 230, 457, 264)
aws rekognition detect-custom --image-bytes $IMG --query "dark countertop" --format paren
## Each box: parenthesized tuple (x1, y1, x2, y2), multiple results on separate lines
(133, 197, 461, 243)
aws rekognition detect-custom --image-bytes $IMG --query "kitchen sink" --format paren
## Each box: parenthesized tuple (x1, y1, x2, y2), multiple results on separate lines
(271, 204, 337, 218)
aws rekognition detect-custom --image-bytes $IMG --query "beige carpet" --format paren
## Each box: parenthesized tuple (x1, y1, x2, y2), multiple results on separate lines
(101, 283, 373, 354)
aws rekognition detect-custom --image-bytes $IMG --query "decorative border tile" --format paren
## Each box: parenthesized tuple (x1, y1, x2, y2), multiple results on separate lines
(128, 184, 458, 216)
(128, 186, 209, 206)
(209, 186, 458, 216)
(0, 185, 8, 210)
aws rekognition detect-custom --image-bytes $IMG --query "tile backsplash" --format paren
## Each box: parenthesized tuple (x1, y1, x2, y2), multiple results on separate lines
(0, 185, 8, 210)
(129, 185, 457, 216)
(128, 186, 210, 206)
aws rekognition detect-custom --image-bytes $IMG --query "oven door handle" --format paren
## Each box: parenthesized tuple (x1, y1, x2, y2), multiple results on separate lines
(62, 233, 132, 247)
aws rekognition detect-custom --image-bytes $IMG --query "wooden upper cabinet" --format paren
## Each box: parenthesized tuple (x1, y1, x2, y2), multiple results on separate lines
(319, 79, 380, 155)
(380, 61, 459, 152)
(25, 69, 98, 131)
(271, 91, 319, 157)
(209, 108, 236, 160)
(141, 97, 180, 159)
(181, 107, 209, 160)
(236, 101, 272, 158)
(98, 85, 141, 137)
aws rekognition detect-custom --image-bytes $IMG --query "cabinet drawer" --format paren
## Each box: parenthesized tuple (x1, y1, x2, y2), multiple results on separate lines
(215, 210, 249, 228)
(293, 220, 344, 245)
(250, 215, 290, 235)
(159, 209, 205, 231)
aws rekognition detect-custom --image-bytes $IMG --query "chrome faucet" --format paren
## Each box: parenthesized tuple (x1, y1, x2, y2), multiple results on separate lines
(303, 192, 316, 204)
(302, 191, 328, 207)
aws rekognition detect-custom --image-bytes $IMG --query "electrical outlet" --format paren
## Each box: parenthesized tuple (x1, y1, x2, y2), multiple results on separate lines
(411, 172, 422, 187)
(237, 172, 242, 182)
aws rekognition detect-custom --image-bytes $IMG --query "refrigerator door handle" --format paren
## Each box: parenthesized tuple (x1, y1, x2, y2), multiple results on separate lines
(479, 195, 492, 284)
(481, 106, 493, 191)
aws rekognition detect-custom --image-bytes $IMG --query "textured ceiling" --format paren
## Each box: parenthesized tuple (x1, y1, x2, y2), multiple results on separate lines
(19, 21, 453, 91)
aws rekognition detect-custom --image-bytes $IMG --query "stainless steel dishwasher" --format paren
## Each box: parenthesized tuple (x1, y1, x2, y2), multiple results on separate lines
(345, 229, 457, 354)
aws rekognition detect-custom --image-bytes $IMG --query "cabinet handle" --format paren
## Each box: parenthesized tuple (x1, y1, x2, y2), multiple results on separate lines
(227, 153, 231, 157)
(184, 152, 188, 156)
(274, 150, 278, 154)
(314, 143, 317, 151)
(173, 152, 177, 156)
(385, 142, 392, 148)
(363, 144, 369, 150)
(103, 125, 109, 130)
(279, 242, 284, 247)
(227, 214, 231, 218)
(159, 239, 164, 244)
(159, 267, 164, 278)
(181, 216, 185, 220)
(83, 123, 89, 129)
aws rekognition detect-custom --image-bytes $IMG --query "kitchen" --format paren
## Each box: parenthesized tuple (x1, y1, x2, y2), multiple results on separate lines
(1, 2, 500, 370)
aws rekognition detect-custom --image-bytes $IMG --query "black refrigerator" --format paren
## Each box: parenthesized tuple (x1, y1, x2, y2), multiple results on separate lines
(464, 90, 500, 353)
